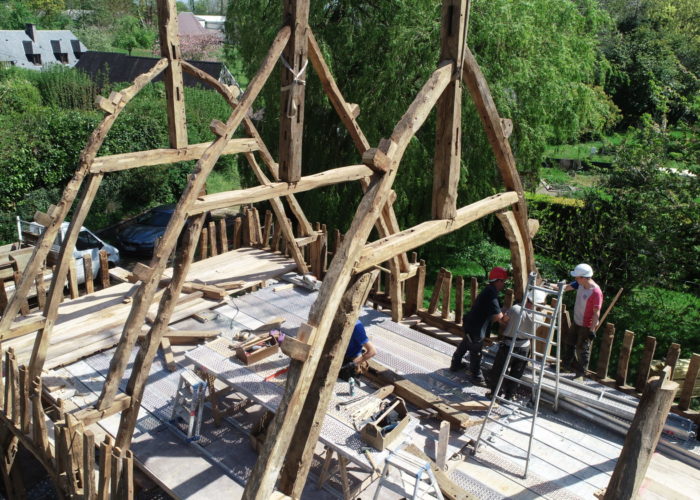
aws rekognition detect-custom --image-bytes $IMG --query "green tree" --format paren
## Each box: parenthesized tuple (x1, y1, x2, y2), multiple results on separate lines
(0, 0, 38, 29)
(226, 0, 617, 243)
(113, 15, 156, 56)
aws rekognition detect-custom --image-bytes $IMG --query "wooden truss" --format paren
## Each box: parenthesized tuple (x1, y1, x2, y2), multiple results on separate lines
(0, 0, 535, 497)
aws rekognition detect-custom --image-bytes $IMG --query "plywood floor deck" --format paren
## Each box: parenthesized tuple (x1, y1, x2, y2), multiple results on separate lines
(46, 275, 700, 499)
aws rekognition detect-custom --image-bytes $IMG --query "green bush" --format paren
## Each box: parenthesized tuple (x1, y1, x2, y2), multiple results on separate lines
(26, 66, 99, 110)
(0, 78, 42, 114)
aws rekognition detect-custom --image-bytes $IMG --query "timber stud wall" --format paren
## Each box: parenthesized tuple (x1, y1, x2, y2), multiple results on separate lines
(0, 0, 544, 497)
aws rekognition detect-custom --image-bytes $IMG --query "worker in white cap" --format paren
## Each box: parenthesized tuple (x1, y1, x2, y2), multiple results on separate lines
(563, 263, 603, 379)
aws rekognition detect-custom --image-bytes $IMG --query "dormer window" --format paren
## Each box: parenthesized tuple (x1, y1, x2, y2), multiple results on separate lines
(51, 40, 68, 64)
(70, 39, 83, 60)
(23, 40, 41, 65)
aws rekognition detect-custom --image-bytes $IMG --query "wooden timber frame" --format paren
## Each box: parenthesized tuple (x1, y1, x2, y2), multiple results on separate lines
(0, 0, 538, 498)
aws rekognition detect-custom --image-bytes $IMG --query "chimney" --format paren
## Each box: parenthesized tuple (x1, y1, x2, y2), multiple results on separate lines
(25, 24, 38, 42)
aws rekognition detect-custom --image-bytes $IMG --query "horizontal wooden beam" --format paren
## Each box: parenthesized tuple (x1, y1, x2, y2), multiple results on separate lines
(1, 314, 46, 342)
(90, 138, 259, 173)
(73, 393, 132, 427)
(190, 164, 372, 214)
(355, 192, 518, 273)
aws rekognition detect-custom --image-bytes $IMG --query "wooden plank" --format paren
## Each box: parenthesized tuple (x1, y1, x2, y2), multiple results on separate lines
(277, 270, 378, 497)
(635, 336, 656, 393)
(596, 323, 616, 381)
(73, 393, 132, 427)
(191, 165, 372, 213)
(2, 314, 45, 342)
(278, 0, 310, 183)
(355, 192, 519, 272)
(160, 337, 176, 372)
(83, 430, 96, 500)
(157, 0, 187, 148)
(679, 353, 700, 411)
(604, 368, 678, 500)
(462, 47, 535, 272)
(432, 0, 468, 219)
(616, 330, 635, 388)
(666, 343, 681, 379)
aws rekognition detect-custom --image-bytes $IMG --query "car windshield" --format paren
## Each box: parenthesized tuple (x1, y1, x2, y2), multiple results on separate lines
(145, 211, 172, 227)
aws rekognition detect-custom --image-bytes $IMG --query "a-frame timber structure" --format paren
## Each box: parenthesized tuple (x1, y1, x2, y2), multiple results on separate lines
(0, 0, 537, 497)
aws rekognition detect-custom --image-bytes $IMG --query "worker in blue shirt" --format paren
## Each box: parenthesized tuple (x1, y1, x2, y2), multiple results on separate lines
(339, 320, 377, 380)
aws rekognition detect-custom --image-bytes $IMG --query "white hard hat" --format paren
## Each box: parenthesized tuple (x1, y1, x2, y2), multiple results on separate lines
(571, 263, 593, 278)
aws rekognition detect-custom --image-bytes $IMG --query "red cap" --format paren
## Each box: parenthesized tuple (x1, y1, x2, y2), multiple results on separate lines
(488, 266, 508, 282)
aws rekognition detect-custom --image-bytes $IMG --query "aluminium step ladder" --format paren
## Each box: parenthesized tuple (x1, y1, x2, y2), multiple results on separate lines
(471, 272, 566, 478)
(373, 448, 444, 500)
(170, 369, 207, 442)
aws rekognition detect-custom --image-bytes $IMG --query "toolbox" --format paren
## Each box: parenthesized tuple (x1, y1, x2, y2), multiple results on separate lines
(360, 396, 410, 451)
(234, 333, 280, 365)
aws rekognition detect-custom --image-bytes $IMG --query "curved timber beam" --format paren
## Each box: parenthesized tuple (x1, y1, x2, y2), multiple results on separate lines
(462, 47, 536, 272)
(0, 58, 168, 334)
(96, 26, 292, 410)
(243, 60, 454, 500)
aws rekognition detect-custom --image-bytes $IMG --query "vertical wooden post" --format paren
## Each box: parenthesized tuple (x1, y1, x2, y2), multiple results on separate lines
(276, 270, 379, 497)
(12, 266, 30, 315)
(97, 436, 113, 500)
(678, 353, 700, 411)
(432, 0, 468, 220)
(0, 279, 7, 311)
(404, 261, 426, 316)
(635, 336, 656, 393)
(83, 253, 94, 294)
(278, 0, 310, 183)
(253, 208, 264, 246)
(99, 249, 110, 289)
(455, 276, 464, 325)
(665, 343, 681, 379)
(35, 272, 46, 310)
(262, 210, 273, 248)
(271, 218, 282, 251)
(441, 270, 452, 319)
(208, 221, 218, 256)
(67, 259, 80, 299)
(233, 217, 242, 249)
(596, 323, 616, 381)
(18, 366, 29, 435)
(110, 447, 122, 499)
(218, 218, 228, 252)
(199, 227, 209, 260)
(389, 263, 402, 322)
(122, 450, 134, 500)
(8, 349, 19, 425)
(496, 211, 528, 301)
(157, 0, 188, 148)
(427, 271, 445, 315)
(83, 430, 96, 500)
(320, 224, 328, 276)
(604, 367, 678, 500)
(436, 420, 450, 470)
(31, 377, 50, 459)
(242, 209, 252, 247)
(616, 330, 635, 388)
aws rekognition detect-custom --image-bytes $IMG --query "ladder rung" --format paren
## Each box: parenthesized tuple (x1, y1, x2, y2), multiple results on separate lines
(529, 285, 560, 297)
(532, 318, 556, 328)
(493, 395, 534, 414)
(508, 352, 531, 363)
(503, 374, 535, 389)
(485, 415, 533, 436)
(523, 307, 554, 320)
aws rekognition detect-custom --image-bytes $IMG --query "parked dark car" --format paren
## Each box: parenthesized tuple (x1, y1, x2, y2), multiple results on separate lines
(116, 205, 175, 256)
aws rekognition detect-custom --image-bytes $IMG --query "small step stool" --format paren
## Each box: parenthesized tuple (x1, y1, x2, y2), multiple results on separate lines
(170, 369, 207, 442)
(373, 449, 443, 500)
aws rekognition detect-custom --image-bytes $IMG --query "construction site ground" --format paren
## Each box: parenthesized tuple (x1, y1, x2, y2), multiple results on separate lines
(25, 247, 699, 499)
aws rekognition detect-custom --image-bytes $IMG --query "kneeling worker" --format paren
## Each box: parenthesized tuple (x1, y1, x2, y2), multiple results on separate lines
(339, 320, 377, 380)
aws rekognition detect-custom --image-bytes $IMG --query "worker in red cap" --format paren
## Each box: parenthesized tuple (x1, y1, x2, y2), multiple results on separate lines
(450, 266, 508, 384)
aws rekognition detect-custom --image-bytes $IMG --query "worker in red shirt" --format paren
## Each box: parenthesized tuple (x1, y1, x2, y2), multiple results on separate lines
(563, 263, 603, 379)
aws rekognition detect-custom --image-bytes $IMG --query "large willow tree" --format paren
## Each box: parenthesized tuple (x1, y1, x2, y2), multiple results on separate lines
(225, 0, 617, 248)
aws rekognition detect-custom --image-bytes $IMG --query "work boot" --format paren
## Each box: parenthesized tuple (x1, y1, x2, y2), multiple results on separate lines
(472, 372, 486, 385)
(449, 361, 467, 372)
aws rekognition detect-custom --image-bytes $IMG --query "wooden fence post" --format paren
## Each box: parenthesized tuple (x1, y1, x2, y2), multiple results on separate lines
(604, 367, 678, 500)
(635, 336, 656, 393)
(616, 330, 635, 389)
(665, 343, 681, 379)
(678, 353, 700, 411)
(199, 227, 209, 260)
(218, 218, 228, 252)
(83, 253, 94, 294)
(233, 217, 242, 249)
(404, 261, 426, 316)
(596, 323, 616, 381)
(427, 270, 445, 315)
(440, 270, 452, 320)
(99, 249, 110, 289)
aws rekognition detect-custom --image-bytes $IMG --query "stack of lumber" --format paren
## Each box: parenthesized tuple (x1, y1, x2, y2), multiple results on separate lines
(4, 247, 297, 370)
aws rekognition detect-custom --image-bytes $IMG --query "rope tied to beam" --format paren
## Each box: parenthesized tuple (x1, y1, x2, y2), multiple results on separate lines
(280, 54, 308, 118)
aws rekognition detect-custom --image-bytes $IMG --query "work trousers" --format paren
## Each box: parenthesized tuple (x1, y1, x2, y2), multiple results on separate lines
(564, 324, 592, 376)
(489, 343, 529, 397)
(452, 331, 483, 378)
